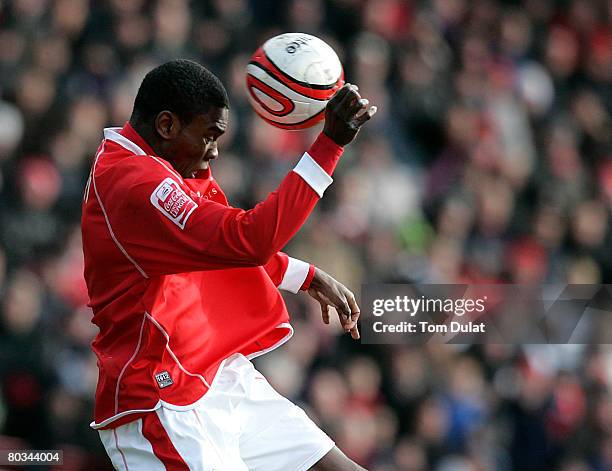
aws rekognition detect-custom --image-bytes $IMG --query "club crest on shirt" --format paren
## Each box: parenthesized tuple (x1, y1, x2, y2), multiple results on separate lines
(150, 178, 198, 229)
(154, 371, 174, 389)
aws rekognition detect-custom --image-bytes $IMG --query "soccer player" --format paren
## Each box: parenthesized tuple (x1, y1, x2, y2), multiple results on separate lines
(82, 59, 376, 470)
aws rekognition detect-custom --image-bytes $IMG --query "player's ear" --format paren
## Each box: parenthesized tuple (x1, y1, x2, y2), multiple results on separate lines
(155, 111, 181, 140)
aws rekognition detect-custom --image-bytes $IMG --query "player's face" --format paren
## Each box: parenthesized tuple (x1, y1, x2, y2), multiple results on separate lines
(173, 106, 229, 178)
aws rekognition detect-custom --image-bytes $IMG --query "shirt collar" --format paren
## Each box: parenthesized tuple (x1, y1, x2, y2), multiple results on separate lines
(114, 122, 213, 181)
(119, 121, 159, 157)
(193, 168, 212, 180)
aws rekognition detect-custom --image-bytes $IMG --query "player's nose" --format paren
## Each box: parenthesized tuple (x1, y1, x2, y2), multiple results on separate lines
(206, 143, 219, 160)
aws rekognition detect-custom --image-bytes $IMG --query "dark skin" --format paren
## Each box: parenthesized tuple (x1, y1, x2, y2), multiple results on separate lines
(132, 83, 375, 471)
(133, 107, 230, 178)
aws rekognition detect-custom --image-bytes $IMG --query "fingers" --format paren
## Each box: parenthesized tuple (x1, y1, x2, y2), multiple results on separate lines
(320, 300, 330, 325)
(339, 302, 360, 340)
(347, 293, 360, 340)
(334, 289, 358, 336)
(328, 83, 352, 108)
(351, 98, 369, 117)
(334, 83, 376, 127)
(347, 292, 359, 314)
(334, 84, 361, 117)
(350, 323, 360, 340)
(347, 293, 360, 322)
(318, 296, 360, 340)
(323, 80, 376, 145)
(309, 281, 360, 340)
(309, 288, 335, 326)
(344, 292, 360, 332)
(337, 295, 352, 326)
(354, 105, 377, 126)
(319, 289, 352, 332)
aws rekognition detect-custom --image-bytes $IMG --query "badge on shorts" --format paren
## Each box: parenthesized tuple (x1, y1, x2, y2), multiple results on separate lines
(155, 371, 174, 389)
(150, 177, 198, 229)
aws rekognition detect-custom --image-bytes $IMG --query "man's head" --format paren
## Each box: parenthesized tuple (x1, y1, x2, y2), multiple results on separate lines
(130, 59, 229, 178)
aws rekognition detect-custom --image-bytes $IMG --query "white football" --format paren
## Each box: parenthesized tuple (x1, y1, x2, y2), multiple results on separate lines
(246, 33, 344, 130)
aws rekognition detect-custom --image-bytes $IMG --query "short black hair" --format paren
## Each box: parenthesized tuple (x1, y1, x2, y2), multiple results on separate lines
(130, 59, 229, 126)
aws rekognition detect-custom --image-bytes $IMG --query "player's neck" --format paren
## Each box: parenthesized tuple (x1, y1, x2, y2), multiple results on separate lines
(129, 121, 166, 159)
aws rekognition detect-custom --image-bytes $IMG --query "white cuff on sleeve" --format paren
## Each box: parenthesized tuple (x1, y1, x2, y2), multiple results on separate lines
(278, 257, 310, 293)
(292, 152, 333, 197)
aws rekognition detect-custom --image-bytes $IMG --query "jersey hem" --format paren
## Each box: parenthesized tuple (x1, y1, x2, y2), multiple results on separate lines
(245, 322, 294, 360)
(90, 322, 292, 430)
(90, 356, 228, 430)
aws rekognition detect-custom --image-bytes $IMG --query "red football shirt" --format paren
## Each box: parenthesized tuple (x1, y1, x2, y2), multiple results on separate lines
(82, 123, 342, 429)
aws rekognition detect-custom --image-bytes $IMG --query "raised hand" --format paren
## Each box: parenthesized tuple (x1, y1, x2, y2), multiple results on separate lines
(323, 83, 377, 147)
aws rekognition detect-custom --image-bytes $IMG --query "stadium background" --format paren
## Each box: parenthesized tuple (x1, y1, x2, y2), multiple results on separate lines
(0, 0, 611, 469)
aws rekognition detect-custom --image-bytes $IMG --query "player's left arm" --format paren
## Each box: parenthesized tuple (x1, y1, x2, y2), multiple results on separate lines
(305, 267, 360, 340)
(265, 253, 359, 338)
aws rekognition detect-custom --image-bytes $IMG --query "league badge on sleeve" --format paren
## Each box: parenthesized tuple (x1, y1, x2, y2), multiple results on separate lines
(150, 178, 198, 229)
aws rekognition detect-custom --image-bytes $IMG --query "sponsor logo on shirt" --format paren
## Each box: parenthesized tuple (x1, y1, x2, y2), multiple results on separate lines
(154, 371, 174, 389)
(150, 178, 198, 229)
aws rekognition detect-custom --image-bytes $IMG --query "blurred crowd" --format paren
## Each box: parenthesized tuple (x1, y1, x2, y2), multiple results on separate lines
(0, 0, 611, 469)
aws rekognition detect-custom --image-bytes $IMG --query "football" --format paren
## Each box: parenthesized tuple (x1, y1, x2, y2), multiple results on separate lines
(246, 33, 344, 130)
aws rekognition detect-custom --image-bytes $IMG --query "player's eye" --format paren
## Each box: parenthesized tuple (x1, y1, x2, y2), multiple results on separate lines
(203, 136, 213, 144)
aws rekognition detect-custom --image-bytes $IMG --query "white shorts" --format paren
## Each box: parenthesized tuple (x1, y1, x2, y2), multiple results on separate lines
(99, 354, 334, 470)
